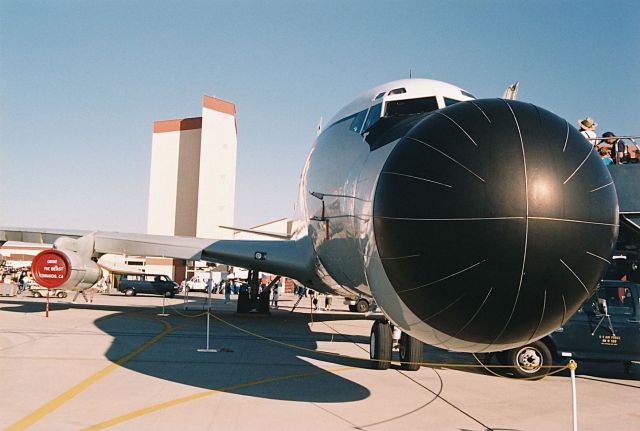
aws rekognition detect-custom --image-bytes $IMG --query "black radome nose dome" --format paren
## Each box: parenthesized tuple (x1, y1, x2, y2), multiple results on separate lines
(373, 99, 618, 350)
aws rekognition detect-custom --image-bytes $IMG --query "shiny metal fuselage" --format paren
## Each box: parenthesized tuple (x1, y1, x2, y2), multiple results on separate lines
(297, 119, 395, 299)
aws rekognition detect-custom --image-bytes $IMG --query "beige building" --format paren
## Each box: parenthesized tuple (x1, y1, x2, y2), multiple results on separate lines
(196, 96, 238, 239)
(145, 95, 238, 281)
(147, 95, 238, 240)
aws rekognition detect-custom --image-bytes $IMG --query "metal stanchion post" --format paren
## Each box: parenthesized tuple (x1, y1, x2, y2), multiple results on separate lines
(157, 295, 169, 316)
(568, 360, 578, 431)
(197, 269, 218, 353)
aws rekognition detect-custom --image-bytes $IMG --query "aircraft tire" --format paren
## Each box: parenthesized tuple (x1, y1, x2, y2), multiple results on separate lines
(355, 298, 369, 313)
(370, 320, 392, 370)
(507, 341, 552, 380)
(399, 333, 424, 371)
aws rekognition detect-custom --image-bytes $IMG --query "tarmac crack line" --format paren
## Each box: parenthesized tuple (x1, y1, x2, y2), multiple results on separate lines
(5, 316, 175, 431)
(320, 320, 494, 430)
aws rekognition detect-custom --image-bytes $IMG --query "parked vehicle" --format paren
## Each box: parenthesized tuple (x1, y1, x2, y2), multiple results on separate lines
(492, 280, 640, 379)
(186, 275, 213, 292)
(344, 296, 373, 313)
(30, 287, 67, 298)
(118, 274, 178, 297)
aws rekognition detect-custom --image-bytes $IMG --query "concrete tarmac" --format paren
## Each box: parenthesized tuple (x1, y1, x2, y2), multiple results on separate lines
(1, 292, 638, 430)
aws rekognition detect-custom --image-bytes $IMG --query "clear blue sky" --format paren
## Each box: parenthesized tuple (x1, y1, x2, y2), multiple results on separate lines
(1, 0, 638, 233)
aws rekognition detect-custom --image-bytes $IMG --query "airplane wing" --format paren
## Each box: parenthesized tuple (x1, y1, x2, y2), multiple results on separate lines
(0, 227, 314, 284)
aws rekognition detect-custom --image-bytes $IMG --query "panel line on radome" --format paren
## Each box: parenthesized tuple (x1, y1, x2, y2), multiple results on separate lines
(381, 171, 453, 188)
(397, 259, 487, 293)
(469, 101, 492, 123)
(586, 251, 611, 264)
(563, 148, 593, 185)
(490, 100, 529, 347)
(562, 121, 570, 152)
(560, 259, 590, 296)
(405, 137, 485, 183)
(434, 112, 479, 147)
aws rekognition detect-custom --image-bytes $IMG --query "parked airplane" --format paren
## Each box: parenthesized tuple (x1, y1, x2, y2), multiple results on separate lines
(1, 78, 619, 371)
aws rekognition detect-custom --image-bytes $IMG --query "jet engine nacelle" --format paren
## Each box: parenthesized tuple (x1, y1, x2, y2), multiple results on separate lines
(31, 248, 102, 291)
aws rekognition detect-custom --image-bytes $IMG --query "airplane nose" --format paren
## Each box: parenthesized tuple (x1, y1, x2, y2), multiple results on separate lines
(372, 99, 618, 351)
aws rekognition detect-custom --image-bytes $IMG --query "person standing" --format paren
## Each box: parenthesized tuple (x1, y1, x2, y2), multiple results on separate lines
(325, 294, 333, 311)
(224, 281, 231, 304)
(271, 283, 279, 308)
(578, 117, 598, 145)
(599, 131, 626, 164)
(626, 140, 639, 163)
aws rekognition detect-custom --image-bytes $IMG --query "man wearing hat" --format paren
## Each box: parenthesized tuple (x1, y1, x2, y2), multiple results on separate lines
(578, 117, 598, 145)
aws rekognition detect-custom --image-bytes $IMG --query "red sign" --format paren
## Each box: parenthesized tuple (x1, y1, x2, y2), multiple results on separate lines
(31, 249, 71, 289)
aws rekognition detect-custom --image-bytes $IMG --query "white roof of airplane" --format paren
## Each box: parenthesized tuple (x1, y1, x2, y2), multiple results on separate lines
(329, 78, 475, 124)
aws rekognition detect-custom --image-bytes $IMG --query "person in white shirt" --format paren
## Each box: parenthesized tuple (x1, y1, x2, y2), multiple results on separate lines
(578, 117, 598, 146)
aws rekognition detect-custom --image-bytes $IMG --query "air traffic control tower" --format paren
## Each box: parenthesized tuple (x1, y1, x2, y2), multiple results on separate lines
(147, 96, 238, 240)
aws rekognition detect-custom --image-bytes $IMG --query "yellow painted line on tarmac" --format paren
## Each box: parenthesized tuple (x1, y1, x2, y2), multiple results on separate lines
(83, 366, 356, 430)
(5, 318, 175, 431)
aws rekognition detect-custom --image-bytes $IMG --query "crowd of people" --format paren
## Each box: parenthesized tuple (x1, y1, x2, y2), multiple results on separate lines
(578, 117, 639, 165)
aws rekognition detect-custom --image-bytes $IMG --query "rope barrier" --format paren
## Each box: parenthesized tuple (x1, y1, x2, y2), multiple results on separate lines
(157, 297, 571, 380)
(197, 308, 569, 378)
(156, 298, 580, 427)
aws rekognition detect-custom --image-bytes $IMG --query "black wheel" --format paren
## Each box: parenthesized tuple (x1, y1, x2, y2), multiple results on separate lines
(348, 304, 357, 312)
(164, 291, 175, 298)
(56, 291, 66, 298)
(355, 298, 369, 313)
(399, 333, 424, 371)
(370, 320, 392, 370)
(33, 292, 42, 298)
(507, 341, 552, 379)
(125, 288, 135, 296)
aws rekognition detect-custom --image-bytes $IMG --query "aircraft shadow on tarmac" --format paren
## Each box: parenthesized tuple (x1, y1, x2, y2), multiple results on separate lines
(2, 297, 376, 403)
(2, 296, 637, 405)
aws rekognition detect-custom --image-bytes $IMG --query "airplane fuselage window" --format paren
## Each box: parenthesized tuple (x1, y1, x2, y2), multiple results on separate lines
(362, 102, 382, 132)
(385, 96, 439, 117)
(349, 109, 368, 133)
(444, 97, 462, 106)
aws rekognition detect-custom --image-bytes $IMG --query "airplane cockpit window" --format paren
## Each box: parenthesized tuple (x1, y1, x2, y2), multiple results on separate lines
(444, 97, 462, 106)
(388, 87, 406, 95)
(349, 109, 368, 133)
(385, 96, 438, 117)
(362, 103, 382, 132)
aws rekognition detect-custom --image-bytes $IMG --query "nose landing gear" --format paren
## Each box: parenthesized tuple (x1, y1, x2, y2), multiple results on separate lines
(369, 320, 424, 371)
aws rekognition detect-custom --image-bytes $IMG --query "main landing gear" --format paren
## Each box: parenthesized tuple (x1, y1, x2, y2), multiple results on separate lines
(369, 320, 424, 371)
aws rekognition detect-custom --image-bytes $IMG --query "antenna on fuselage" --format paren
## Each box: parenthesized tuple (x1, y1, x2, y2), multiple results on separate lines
(503, 81, 519, 100)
